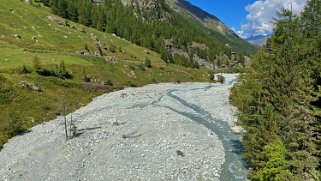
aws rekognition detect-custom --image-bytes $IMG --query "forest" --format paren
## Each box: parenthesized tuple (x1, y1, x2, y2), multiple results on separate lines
(230, 0, 321, 180)
(39, 0, 248, 68)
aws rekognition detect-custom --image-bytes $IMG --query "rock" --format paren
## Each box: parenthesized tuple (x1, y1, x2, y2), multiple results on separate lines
(231, 126, 246, 134)
(91, 34, 99, 42)
(30, 85, 42, 92)
(128, 71, 136, 79)
(80, 28, 86, 33)
(94, 51, 103, 57)
(176, 150, 184, 157)
(13, 34, 22, 40)
(75, 50, 90, 56)
(47, 16, 68, 26)
(105, 56, 118, 64)
(19, 81, 42, 92)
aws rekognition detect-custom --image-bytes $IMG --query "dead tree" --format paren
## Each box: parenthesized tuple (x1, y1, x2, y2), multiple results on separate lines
(62, 99, 68, 140)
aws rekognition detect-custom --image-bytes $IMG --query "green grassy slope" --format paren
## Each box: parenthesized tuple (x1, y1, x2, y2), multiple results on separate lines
(0, 0, 213, 149)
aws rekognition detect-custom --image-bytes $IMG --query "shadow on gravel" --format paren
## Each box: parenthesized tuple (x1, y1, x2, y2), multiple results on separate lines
(17, 129, 32, 136)
(72, 126, 102, 138)
(78, 126, 102, 132)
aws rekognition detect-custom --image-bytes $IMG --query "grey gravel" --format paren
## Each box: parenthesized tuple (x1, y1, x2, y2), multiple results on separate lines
(0, 74, 239, 181)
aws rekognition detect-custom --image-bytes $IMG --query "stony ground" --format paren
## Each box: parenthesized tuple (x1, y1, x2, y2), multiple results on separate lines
(0, 74, 239, 181)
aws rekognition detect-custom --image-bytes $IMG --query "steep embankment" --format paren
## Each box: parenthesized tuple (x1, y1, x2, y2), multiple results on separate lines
(0, 74, 247, 181)
(0, 0, 211, 148)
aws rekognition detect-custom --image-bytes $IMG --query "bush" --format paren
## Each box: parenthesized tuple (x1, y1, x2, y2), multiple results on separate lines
(84, 44, 90, 53)
(217, 75, 225, 83)
(209, 73, 215, 81)
(144, 58, 152, 68)
(19, 65, 31, 74)
(5, 113, 26, 137)
(57, 61, 73, 79)
(138, 63, 146, 71)
(33, 56, 41, 72)
(109, 45, 117, 53)
(83, 74, 91, 82)
(36, 68, 56, 77)
(104, 79, 113, 86)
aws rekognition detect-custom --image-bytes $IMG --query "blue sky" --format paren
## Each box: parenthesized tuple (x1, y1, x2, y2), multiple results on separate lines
(187, 0, 308, 38)
(187, 0, 255, 32)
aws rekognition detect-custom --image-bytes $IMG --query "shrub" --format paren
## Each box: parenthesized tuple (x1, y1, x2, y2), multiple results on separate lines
(144, 58, 152, 68)
(57, 61, 73, 79)
(36, 68, 56, 77)
(5, 113, 26, 137)
(83, 74, 91, 82)
(84, 44, 90, 53)
(109, 45, 116, 53)
(138, 63, 146, 71)
(217, 75, 225, 83)
(104, 79, 113, 86)
(33, 56, 41, 72)
(19, 65, 31, 74)
(209, 73, 215, 81)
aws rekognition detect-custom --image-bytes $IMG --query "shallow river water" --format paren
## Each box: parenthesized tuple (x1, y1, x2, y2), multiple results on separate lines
(0, 74, 248, 181)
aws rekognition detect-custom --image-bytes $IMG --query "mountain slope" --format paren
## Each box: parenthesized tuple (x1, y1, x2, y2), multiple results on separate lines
(166, 0, 256, 52)
(0, 0, 212, 149)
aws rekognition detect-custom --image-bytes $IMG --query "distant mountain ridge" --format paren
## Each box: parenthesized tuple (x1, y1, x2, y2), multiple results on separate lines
(166, 0, 238, 37)
(246, 34, 271, 46)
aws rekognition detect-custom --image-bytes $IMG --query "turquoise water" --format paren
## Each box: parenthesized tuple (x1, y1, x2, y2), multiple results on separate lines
(156, 82, 248, 181)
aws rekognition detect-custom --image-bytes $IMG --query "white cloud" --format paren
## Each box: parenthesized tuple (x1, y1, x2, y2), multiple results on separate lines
(231, 27, 247, 39)
(238, 0, 307, 38)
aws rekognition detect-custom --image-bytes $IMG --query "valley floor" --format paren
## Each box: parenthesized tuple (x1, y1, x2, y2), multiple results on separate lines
(0, 74, 246, 181)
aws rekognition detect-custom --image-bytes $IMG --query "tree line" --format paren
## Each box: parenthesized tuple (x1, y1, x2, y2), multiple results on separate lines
(231, 0, 321, 180)
(39, 0, 247, 68)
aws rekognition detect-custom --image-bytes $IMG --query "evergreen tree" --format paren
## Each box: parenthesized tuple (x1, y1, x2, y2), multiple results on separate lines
(67, 1, 78, 22)
(231, 1, 321, 180)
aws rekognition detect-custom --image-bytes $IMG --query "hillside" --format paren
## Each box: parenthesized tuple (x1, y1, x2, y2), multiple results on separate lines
(45, 0, 256, 70)
(166, 0, 256, 53)
(0, 0, 213, 149)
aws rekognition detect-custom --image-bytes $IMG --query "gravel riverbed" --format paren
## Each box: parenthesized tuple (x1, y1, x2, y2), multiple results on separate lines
(0, 74, 242, 181)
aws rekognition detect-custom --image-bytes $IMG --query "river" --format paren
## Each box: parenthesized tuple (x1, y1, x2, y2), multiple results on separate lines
(0, 74, 248, 180)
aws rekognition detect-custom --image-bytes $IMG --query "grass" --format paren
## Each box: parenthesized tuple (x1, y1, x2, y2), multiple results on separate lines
(0, 0, 215, 149)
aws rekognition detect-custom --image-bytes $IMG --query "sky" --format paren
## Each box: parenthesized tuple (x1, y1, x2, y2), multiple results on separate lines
(187, 0, 308, 38)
